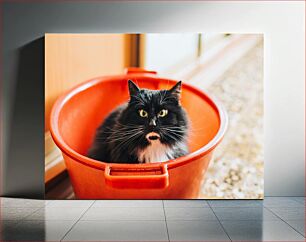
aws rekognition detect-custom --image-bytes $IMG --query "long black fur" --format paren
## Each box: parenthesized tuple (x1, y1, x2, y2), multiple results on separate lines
(87, 80, 189, 163)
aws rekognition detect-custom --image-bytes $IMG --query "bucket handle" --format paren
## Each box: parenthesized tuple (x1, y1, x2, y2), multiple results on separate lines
(104, 164, 169, 189)
(125, 67, 157, 75)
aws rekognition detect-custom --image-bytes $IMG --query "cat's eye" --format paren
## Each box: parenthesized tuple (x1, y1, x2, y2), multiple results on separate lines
(158, 109, 168, 118)
(139, 109, 148, 118)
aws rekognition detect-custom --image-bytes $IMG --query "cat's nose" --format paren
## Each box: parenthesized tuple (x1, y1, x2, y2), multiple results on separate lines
(146, 132, 160, 141)
(149, 118, 157, 126)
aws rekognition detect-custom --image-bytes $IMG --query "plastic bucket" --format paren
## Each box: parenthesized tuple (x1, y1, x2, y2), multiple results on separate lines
(50, 68, 228, 199)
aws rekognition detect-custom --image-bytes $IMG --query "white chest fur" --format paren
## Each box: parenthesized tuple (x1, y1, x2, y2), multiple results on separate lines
(138, 140, 173, 163)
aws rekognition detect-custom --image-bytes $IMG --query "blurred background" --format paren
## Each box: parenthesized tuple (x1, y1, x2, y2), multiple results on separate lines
(45, 33, 263, 199)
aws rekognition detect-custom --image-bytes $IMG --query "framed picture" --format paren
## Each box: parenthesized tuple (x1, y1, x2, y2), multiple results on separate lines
(45, 33, 263, 199)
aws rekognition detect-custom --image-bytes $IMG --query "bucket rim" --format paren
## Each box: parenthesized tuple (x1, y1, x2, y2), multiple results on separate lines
(50, 73, 228, 171)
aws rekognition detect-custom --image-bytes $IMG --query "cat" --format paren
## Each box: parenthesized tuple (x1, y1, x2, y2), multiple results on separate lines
(87, 80, 189, 164)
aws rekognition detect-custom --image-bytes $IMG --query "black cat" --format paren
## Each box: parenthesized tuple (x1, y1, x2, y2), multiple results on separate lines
(87, 80, 189, 164)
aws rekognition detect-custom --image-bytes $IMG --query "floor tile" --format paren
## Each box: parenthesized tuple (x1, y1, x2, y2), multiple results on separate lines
(286, 220, 305, 236)
(291, 197, 305, 206)
(167, 220, 230, 241)
(0, 198, 47, 208)
(208, 199, 263, 208)
(92, 200, 163, 208)
(163, 200, 209, 208)
(263, 197, 304, 207)
(0, 207, 39, 220)
(165, 207, 217, 221)
(0, 220, 75, 241)
(0, 219, 20, 226)
(268, 207, 305, 220)
(63, 220, 168, 241)
(47, 200, 94, 208)
(221, 220, 305, 241)
(81, 207, 165, 221)
(0, 220, 20, 233)
(212, 207, 279, 220)
(25, 207, 88, 220)
(0, 221, 20, 240)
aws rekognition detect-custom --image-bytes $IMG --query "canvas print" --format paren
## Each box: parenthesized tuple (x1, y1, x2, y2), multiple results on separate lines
(45, 33, 263, 199)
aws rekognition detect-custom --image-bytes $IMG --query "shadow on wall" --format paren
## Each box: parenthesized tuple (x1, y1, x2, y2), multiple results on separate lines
(1, 218, 46, 240)
(5, 38, 45, 199)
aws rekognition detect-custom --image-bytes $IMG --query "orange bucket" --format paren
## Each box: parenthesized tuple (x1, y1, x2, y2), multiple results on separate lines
(50, 68, 228, 199)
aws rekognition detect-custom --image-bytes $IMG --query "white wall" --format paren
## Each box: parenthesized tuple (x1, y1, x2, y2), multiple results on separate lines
(163, 2, 305, 196)
(139, 2, 305, 196)
(3, 1, 304, 197)
(144, 33, 198, 72)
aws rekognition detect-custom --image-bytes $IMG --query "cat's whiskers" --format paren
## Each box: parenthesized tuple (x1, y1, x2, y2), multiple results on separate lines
(160, 127, 187, 141)
(162, 124, 204, 137)
(102, 130, 142, 137)
(110, 129, 143, 143)
(108, 128, 144, 141)
(111, 128, 143, 135)
(111, 131, 144, 159)
(108, 134, 141, 143)
(160, 130, 181, 143)
(162, 124, 188, 128)
(161, 126, 186, 133)
(162, 127, 204, 147)
(162, 127, 186, 133)
(115, 123, 142, 128)
(103, 124, 143, 133)
(111, 139, 140, 160)
(98, 125, 144, 141)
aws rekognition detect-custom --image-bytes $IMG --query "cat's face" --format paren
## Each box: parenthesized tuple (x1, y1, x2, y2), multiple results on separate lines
(119, 80, 188, 149)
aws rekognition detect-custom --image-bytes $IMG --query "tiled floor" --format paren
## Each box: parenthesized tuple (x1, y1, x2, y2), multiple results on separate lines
(0, 197, 304, 241)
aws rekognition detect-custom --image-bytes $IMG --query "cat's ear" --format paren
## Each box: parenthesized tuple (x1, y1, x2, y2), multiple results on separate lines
(168, 81, 182, 99)
(128, 80, 140, 97)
